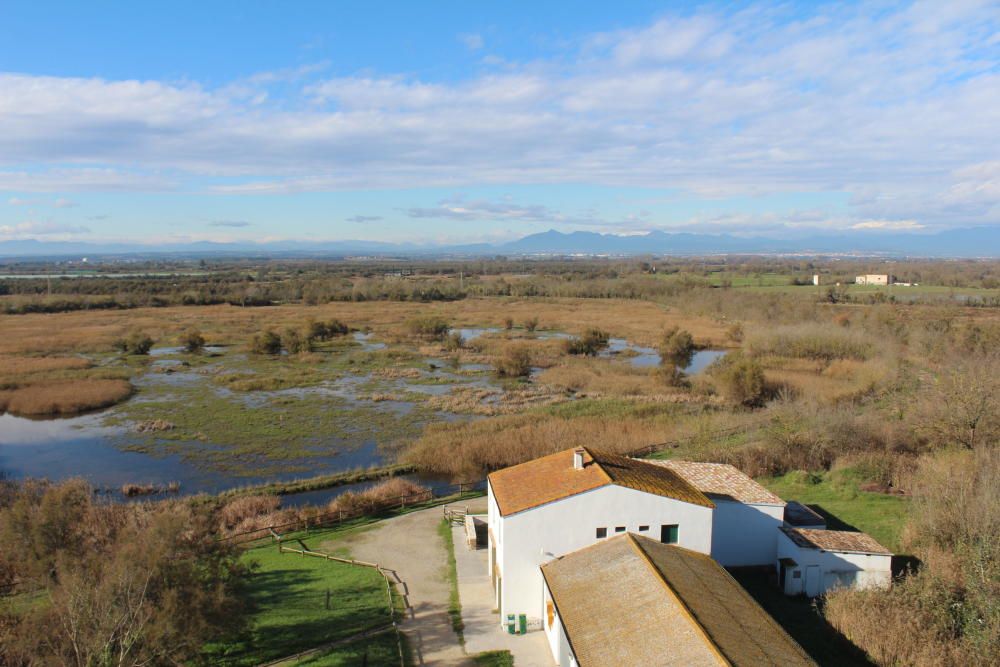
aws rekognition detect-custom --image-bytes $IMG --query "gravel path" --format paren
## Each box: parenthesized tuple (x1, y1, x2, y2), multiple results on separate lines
(319, 502, 483, 666)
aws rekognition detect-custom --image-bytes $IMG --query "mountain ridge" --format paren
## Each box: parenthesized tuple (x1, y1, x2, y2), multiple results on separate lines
(1, 226, 998, 259)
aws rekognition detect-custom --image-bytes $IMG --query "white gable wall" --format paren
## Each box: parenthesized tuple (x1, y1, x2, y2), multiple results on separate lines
(711, 500, 785, 566)
(493, 484, 713, 622)
(777, 531, 892, 596)
(542, 580, 574, 667)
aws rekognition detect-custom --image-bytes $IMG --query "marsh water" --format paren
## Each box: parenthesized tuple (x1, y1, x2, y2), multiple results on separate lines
(0, 330, 725, 504)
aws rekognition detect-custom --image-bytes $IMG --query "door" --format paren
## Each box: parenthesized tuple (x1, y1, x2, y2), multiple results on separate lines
(804, 565, 821, 597)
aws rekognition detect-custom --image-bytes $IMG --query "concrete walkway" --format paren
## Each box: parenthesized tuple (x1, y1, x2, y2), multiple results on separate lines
(452, 511, 554, 666)
(318, 504, 469, 666)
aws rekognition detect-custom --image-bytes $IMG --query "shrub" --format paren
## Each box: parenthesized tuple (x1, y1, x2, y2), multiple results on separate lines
(250, 330, 282, 355)
(564, 328, 610, 356)
(113, 330, 153, 355)
(747, 323, 873, 361)
(494, 344, 533, 377)
(219, 494, 281, 530)
(659, 326, 695, 364)
(503, 317, 514, 330)
(282, 327, 310, 354)
(523, 317, 539, 332)
(726, 322, 744, 343)
(711, 353, 768, 407)
(306, 318, 349, 341)
(406, 316, 450, 341)
(179, 328, 205, 353)
(656, 363, 688, 388)
(445, 331, 465, 351)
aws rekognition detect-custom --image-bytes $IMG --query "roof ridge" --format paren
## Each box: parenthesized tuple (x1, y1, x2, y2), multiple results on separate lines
(583, 446, 617, 486)
(589, 449, 715, 507)
(630, 534, 815, 667)
(626, 534, 732, 666)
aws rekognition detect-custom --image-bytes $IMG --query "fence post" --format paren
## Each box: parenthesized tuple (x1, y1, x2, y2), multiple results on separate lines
(325, 588, 331, 610)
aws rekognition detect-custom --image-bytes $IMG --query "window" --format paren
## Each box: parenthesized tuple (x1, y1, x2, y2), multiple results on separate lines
(615, 526, 626, 533)
(638, 525, 649, 532)
(596, 527, 607, 539)
(660, 524, 679, 544)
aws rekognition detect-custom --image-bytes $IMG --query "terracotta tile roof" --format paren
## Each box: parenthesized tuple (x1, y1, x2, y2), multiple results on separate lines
(488, 448, 713, 517)
(644, 459, 785, 505)
(541, 534, 817, 667)
(780, 527, 892, 555)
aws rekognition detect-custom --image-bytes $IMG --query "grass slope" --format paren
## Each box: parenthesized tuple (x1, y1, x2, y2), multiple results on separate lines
(761, 469, 910, 551)
(206, 541, 393, 666)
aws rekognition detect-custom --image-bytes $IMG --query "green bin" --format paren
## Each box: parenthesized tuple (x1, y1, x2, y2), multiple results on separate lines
(507, 614, 515, 634)
(519, 614, 527, 635)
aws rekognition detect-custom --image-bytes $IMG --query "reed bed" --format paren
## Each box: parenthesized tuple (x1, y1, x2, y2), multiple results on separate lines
(0, 378, 133, 416)
(404, 414, 677, 477)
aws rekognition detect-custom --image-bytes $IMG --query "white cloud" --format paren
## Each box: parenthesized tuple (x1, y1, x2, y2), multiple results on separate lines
(851, 219, 926, 231)
(54, 197, 77, 208)
(0, 1, 996, 232)
(459, 33, 484, 51)
(208, 220, 251, 227)
(0, 221, 90, 237)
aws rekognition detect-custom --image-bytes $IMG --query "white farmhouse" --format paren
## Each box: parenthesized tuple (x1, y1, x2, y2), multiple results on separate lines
(855, 274, 893, 286)
(487, 447, 714, 625)
(644, 460, 786, 566)
(777, 527, 893, 597)
(541, 533, 817, 667)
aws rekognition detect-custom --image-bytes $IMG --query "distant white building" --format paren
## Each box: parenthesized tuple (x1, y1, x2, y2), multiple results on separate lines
(487, 447, 714, 625)
(777, 527, 893, 597)
(812, 274, 820, 286)
(642, 460, 786, 566)
(855, 274, 893, 286)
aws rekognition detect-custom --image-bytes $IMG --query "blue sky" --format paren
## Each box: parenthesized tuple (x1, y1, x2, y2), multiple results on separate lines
(0, 1, 997, 244)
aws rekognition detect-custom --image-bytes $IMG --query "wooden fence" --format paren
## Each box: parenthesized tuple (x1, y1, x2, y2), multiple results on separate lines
(258, 536, 405, 667)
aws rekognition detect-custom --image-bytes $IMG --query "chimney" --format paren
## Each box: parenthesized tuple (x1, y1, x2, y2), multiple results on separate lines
(573, 448, 585, 470)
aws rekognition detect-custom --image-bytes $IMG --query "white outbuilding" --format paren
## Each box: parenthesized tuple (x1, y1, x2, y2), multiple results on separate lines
(487, 447, 715, 626)
(777, 527, 893, 597)
(644, 459, 787, 566)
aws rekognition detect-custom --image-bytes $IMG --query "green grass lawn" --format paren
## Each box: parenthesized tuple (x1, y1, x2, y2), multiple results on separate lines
(204, 540, 396, 666)
(295, 630, 407, 666)
(438, 518, 465, 642)
(760, 469, 910, 551)
(472, 650, 515, 666)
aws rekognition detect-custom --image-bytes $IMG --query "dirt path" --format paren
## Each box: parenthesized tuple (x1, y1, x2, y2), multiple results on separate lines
(318, 503, 479, 666)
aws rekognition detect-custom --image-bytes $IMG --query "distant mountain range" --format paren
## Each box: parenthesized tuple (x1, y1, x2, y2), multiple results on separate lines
(1, 226, 998, 259)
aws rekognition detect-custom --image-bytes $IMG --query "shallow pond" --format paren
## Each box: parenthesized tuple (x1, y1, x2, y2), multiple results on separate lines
(601, 338, 726, 372)
(0, 328, 724, 503)
(0, 413, 455, 500)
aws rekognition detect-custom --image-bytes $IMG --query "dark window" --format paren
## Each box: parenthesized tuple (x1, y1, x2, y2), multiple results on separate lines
(638, 525, 649, 532)
(596, 527, 607, 539)
(660, 524, 679, 544)
(615, 526, 626, 533)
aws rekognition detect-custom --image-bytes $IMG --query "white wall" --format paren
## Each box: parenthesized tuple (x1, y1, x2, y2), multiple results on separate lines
(496, 484, 713, 621)
(711, 501, 784, 566)
(542, 580, 573, 667)
(777, 532, 892, 597)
